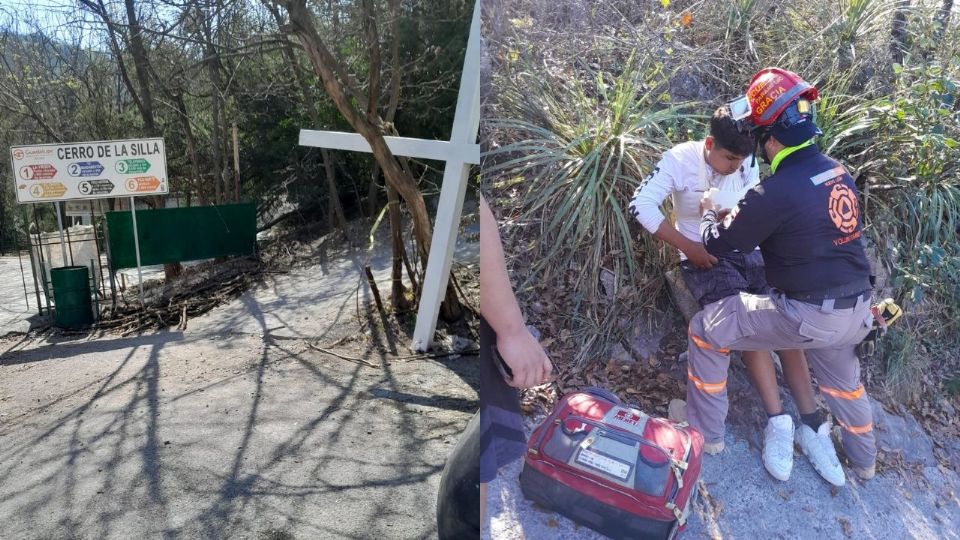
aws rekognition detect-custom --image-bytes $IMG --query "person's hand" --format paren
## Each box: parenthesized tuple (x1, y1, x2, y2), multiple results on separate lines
(683, 242, 718, 269)
(699, 192, 716, 217)
(701, 193, 732, 221)
(496, 327, 554, 389)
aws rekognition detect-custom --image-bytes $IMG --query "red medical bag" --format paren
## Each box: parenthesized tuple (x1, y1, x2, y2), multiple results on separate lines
(520, 387, 703, 539)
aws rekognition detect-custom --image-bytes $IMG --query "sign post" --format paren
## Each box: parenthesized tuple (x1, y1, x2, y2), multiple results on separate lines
(10, 137, 168, 305)
(53, 202, 69, 266)
(129, 197, 144, 300)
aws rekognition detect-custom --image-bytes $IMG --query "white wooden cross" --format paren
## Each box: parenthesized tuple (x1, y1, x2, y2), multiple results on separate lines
(299, 1, 480, 352)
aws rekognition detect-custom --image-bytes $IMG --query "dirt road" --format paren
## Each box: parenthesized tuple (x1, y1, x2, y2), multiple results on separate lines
(0, 235, 479, 539)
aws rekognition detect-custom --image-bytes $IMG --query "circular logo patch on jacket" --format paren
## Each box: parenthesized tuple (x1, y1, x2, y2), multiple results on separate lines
(828, 184, 859, 234)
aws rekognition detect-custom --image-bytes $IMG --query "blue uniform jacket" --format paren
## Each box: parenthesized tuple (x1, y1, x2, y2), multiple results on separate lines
(700, 144, 871, 295)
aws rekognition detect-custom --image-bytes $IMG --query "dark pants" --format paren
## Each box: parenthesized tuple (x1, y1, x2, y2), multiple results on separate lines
(680, 250, 769, 307)
(478, 317, 525, 482)
(437, 317, 525, 538)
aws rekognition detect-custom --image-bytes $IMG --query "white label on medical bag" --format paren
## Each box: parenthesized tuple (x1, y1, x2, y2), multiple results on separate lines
(602, 406, 649, 436)
(576, 448, 631, 480)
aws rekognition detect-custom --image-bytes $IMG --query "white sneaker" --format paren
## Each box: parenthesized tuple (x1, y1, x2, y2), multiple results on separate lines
(668, 399, 687, 423)
(854, 463, 876, 480)
(703, 440, 725, 454)
(796, 421, 846, 487)
(763, 414, 795, 481)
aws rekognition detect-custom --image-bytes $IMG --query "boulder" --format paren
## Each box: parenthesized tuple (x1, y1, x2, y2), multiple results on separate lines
(870, 398, 938, 466)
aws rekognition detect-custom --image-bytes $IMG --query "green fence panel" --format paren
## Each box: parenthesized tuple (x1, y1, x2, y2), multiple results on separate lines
(106, 203, 256, 269)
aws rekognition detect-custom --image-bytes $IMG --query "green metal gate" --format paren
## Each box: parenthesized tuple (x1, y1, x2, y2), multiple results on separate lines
(105, 203, 256, 269)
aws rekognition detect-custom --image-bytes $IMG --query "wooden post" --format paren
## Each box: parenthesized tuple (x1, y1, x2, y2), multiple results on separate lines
(233, 123, 240, 202)
(364, 265, 385, 315)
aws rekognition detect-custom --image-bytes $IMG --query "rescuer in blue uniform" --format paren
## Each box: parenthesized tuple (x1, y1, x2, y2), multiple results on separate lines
(687, 68, 877, 484)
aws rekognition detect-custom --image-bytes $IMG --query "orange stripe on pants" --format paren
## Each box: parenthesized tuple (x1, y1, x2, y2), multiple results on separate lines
(688, 324, 730, 354)
(819, 384, 865, 400)
(837, 420, 873, 434)
(688, 369, 726, 394)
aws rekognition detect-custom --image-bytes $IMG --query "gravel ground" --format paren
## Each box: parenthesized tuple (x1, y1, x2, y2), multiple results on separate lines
(0, 254, 42, 336)
(0, 229, 480, 540)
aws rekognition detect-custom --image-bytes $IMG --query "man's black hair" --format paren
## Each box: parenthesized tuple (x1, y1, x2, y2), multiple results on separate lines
(710, 105, 755, 157)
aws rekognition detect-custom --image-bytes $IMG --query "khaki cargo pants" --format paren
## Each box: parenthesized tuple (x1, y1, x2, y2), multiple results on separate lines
(686, 291, 876, 468)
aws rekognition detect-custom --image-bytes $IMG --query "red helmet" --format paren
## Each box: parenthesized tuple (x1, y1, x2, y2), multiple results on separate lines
(744, 67, 819, 128)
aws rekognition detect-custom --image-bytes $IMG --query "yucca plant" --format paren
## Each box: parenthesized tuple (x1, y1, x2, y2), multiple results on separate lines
(832, 0, 898, 64)
(813, 68, 877, 160)
(724, 0, 763, 54)
(483, 53, 696, 363)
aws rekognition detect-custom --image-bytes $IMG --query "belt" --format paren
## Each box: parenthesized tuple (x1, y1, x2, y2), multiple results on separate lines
(788, 291, 871, 309)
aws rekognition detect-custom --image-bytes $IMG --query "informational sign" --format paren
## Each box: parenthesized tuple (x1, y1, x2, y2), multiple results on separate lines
(65, 201, 105, 217)
(10, 138, 168, 203)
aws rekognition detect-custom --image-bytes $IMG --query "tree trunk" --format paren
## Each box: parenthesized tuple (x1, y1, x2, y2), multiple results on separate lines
(233, 123, 241, 202)
(386, 185, 410, 311)
(439, 276, 463, 322)
(191, 2, 230, 205)
(368, 0, 407, 308)
(280, 0, 462, 319)
(175, 92, 206, 205)
(0, 194, 6, 253)
(149, 81, 205, 205)
(122, 0, 156, 133)
(389, 0, 461, 320)
(321, 148, 349, 237)
(367, 164, 381, 219)
(78, 0, 147, 134)
(362, 0, 381, 122)
(281, 0, 432, 261)
(364, 0, 385, 219)
(267, 3, 349, 239)
(121, 0, 181, 281)
(205, 41, 225, 205)
(166, 89, 210, 206)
